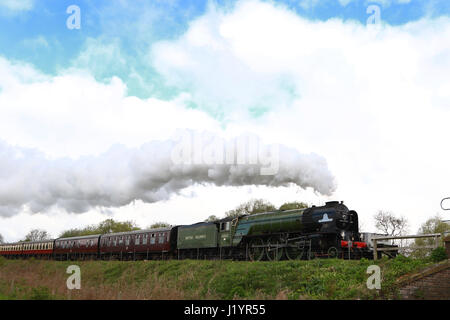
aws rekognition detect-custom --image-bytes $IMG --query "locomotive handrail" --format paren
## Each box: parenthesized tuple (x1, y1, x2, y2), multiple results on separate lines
(441, 197, 450, 210)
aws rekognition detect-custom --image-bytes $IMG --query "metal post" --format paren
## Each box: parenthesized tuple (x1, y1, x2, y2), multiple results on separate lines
(246, 244, 248, 261)
(373, 238, 377, 261)
(348, 240, 352, 260)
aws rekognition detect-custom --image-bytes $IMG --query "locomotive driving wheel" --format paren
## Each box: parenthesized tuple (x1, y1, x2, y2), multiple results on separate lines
(266, 236, 284, 261)
(327, 247, 338, 258)
(248, 238, 265, 261)
(285, 243, 304, 260)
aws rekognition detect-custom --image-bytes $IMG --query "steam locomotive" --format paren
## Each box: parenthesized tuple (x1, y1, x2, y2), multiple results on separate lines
(0, 201, 372, 261)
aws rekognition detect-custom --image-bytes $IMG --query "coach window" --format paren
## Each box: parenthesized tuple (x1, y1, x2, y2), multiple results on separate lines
(125, 236, 130, 246)
(150, 234, 156, 244)
(136, 235, 140, 245)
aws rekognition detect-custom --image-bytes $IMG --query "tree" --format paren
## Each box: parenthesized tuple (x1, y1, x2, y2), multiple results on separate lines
(147, 222, 171, 229)
(225, 199, 276, 218)
(415, 214, 450, 247)
(97, 219, 140, 234)
(279, 201, 309, 211)
(59, 228, 88, 238)
(23, 229, 51, 242)
(59, 219, 140, 238)
(373, 211, 408, 237)
(204, 215, 220, 222)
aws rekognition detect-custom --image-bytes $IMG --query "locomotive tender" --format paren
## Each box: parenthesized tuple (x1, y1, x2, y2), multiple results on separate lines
(0, 201, 372, 261)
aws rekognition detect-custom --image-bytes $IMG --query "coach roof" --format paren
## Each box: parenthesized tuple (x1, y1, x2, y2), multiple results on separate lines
(55, 234, 101, 241)
(99, 227, 173, 237)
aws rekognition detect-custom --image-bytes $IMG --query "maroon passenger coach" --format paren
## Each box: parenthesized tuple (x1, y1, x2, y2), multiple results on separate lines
(99, 227, 177, 260)
(54, 234, 101, 260)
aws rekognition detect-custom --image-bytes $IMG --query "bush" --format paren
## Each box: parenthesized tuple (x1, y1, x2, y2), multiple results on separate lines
(29, 286, 53, 300)
(430, 247, 447, 262)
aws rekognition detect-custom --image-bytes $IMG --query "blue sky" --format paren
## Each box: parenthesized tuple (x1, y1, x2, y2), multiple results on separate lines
(1, 0, 449, 99)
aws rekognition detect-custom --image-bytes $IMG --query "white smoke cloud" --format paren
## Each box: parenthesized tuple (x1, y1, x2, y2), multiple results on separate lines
(0, 132, 335, 217)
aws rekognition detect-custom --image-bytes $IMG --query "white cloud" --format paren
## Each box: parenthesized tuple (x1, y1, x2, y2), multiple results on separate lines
(0, 57, 219, 158)
(0, 0, 33, 11)
(338, 0, 412, 7)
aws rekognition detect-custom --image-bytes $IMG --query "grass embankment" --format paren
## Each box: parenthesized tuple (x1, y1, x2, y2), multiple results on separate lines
(0, 256, 434, 300)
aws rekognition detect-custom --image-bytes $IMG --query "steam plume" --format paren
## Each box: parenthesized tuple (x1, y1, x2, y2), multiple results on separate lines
(0, 131, 336, 216)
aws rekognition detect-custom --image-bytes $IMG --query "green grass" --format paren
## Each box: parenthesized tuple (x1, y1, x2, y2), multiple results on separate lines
(0, 255, 436, 300)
